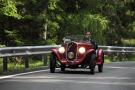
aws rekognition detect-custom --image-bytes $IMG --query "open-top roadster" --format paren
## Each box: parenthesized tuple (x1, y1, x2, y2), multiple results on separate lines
(50, 35, 104, 74)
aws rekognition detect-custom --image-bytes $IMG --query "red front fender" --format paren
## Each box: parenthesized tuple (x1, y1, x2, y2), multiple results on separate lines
(51, 49, 61, 60)
(86, 49, 95, 55)
(76, 49, 95, 64)
(51, 49, 67, 64)
(96, 49, 104, 64)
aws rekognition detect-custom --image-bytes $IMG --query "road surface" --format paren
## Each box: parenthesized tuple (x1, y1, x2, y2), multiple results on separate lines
(0, 61, 135, 90)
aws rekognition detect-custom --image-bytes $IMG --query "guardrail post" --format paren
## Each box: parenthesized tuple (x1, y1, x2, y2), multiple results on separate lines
(24, 56, 29, 70)
(42, 55, 47, 66)
(3, 57, 8, 71)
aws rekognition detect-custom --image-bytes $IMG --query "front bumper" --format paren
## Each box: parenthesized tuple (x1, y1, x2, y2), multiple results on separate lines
(60, 58, 83, 65)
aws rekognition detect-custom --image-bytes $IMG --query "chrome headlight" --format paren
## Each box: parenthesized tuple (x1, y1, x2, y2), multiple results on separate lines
(58, 47, 65, 54)
(78, 47, 86, 54)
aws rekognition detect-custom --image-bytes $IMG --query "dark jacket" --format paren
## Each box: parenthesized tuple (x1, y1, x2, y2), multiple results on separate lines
(90, 40, 98, 50)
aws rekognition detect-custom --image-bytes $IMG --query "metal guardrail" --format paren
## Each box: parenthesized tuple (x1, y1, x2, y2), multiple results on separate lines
(0, 45, 135, 58)
(99, 45, 135, 53)
(0, 45, 61, 57)
(0, 45, 60, 71)
(0, 45, 135, 72)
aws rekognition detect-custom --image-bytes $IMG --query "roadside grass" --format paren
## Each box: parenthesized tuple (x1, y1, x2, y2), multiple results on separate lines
(104, 57, 111, 64)
(29, 60, 45, 70)
(8, 63, 25, 72)
(104, 54, 135, 63)
(126, 54, 135, 61)
(0, 58, 46, 74)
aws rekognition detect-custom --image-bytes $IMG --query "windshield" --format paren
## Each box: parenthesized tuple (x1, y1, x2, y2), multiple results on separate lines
(63, 35, 90, 43)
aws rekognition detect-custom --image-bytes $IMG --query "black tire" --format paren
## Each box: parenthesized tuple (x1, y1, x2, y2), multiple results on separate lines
(61, 65, 65, 72)
(98, 64, 103, 72)
(50, 53, 56, 73)
(90, 63, 95, 75)
(98, 53, 104, 73)
(89, 54, 96, 75)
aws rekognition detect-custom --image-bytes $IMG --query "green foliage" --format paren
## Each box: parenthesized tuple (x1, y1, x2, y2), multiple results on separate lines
(0, 44, 6, 47)
(77, 13, 108, 44)
(48, 0, 59, 10)
(45, 39, 57, 45)
(0, 0, 21, 18)
(0, 0, 135, 46)
(58, 13, 108, 44)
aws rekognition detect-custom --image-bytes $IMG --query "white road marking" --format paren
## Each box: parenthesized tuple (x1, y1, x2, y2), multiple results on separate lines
(105, 66, 135, 69)
(0, 69, 50, 80)
(12, 76, 131, 80)
(7, 78, 135, 86)
(79, 81, 135, 86)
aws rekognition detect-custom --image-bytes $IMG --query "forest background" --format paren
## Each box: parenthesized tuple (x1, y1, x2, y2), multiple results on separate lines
(0, 0, 135, 47)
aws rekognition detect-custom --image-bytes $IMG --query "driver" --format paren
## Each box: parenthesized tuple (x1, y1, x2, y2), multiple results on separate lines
(84, 32, 98, 50)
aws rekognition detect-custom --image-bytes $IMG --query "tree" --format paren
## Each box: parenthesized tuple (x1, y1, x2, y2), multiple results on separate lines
(0, 0, 135, 46)
(0, 0, 22, 46)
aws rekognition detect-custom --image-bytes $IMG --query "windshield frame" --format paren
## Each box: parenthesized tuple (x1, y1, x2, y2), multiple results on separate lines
(63, 35, 91, 43)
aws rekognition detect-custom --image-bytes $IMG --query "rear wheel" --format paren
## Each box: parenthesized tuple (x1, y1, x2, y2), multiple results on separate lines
(89, 54, 96, 75)
(98, 64, 103, 72)
(50, 53, 56, 73)
(98, 53, 104, 72)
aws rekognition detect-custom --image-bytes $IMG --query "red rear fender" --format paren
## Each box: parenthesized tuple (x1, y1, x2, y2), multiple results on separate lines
(96, 49, 104, 64)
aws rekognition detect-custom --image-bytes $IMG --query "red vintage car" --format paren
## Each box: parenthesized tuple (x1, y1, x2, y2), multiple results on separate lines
(50, 35, 104, 74)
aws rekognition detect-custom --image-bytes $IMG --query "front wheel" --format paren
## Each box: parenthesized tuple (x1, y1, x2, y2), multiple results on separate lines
(50, 53, 56, 73)
(61, 64, 66, 72)
(89, 54, 96, 75)
(90, 62, 95, 75)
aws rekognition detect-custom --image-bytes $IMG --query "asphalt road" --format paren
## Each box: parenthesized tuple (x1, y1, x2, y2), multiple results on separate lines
(0, 61, 135, 90)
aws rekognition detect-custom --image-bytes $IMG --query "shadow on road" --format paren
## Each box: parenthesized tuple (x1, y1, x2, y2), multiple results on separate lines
(57, 69, 100, 75)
